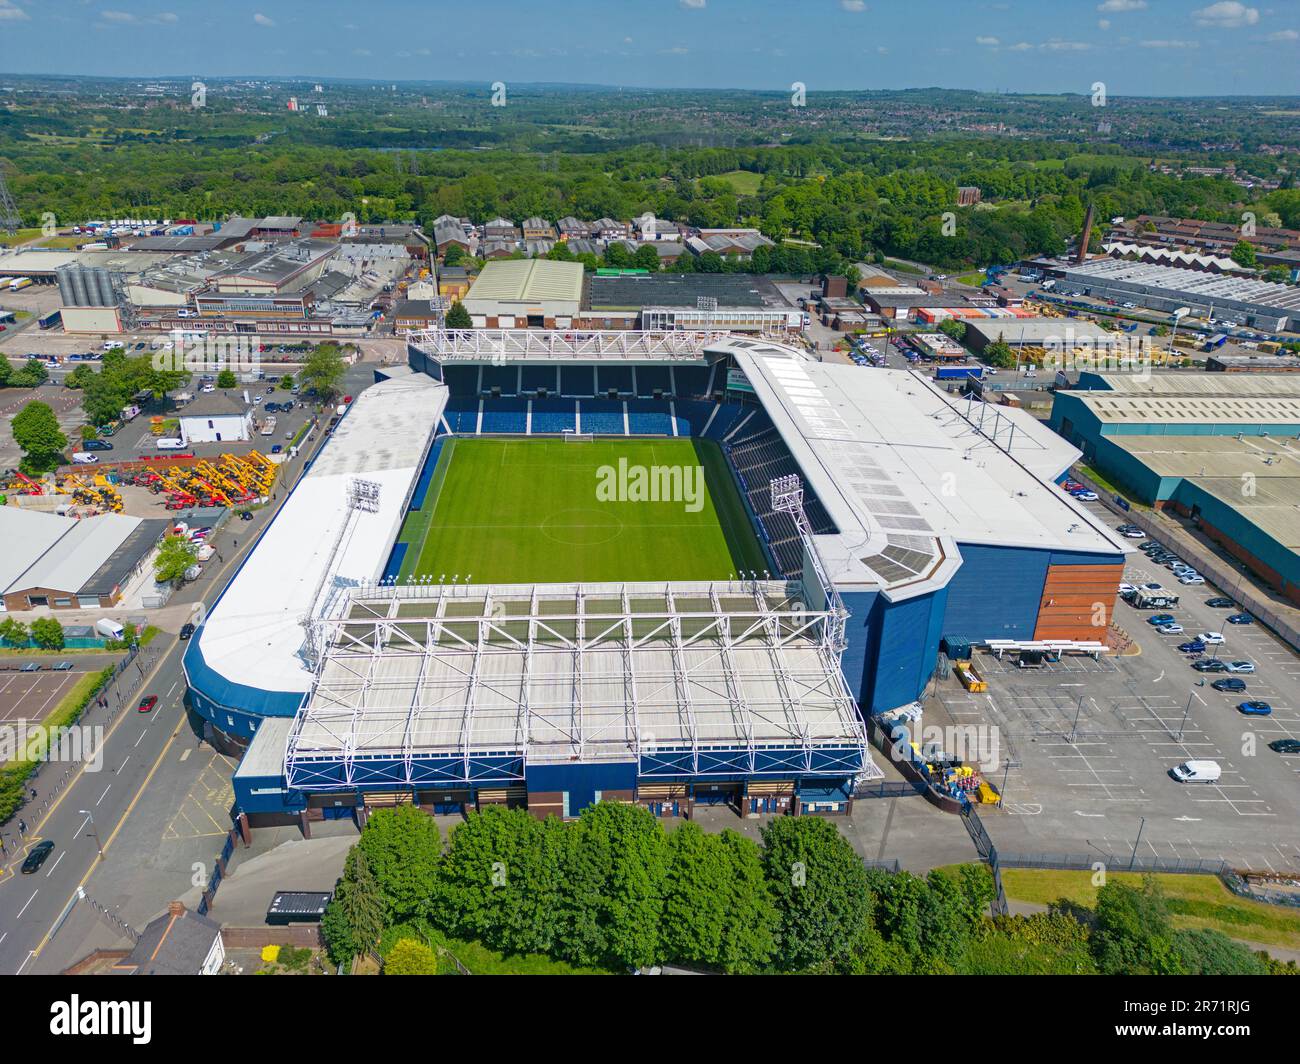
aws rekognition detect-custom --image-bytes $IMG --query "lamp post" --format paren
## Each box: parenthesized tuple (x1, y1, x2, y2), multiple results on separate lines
(79, 809, 104, 861)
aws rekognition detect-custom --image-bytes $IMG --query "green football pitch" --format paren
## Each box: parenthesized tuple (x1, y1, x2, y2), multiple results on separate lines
(393, 437, 769, 584)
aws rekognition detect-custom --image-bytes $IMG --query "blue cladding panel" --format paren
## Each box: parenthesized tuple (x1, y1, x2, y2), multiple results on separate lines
(839, 590, 878, 713)
(1049, 550, 1125, 567)
(944, 543, 1050, 641)
(868, 589, 947, 715)
(526, 761, 636, 814)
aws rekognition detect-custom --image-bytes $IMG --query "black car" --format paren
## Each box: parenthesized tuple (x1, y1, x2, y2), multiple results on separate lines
(1193, 659, 1228, 673)
(1206, 598, 1235, 609)
(82, 439, 113, 451)
(1269, 739, 1300, 755)
(239, 510, 254, 521)
(179, 623, 195, 640)
(21, 840, 55, 874)
(1211, 677, 1246, 692)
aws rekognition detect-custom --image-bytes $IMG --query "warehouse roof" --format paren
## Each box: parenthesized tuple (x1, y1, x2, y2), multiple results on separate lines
(0, 509, 153, 598)
(180, 392, 247, 418)
(1077, 372, 1300, 398)
(464, 258, 583, 306)
(588, 272, 782, 310)
(964, 317, 1118, 345)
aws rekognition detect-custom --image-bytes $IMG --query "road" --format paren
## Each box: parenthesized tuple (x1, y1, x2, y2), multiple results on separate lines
(0, 361, 378, 974)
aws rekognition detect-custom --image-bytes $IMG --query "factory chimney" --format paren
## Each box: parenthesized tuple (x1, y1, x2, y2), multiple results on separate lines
(1076, 202, 1096, 265)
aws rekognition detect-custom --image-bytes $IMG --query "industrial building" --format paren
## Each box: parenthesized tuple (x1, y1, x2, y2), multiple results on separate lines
(0, 508, 167, 611)
(186, 330, 1125, 834)
(1050, 372, 1300, 603)
(963, 317, 1129, 355)
(1047, 257, 1300, 333)
(585, 273, 801, 333)
(178, 393, 253, 444)
(461, 259, 584, 328)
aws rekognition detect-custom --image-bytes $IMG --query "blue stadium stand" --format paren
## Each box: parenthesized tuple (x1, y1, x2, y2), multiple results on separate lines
(628, 402, 676, 436)
(578, 399, 626, 436)
(634, 365, 671, 398)
(480, 398, 528, 434)
(531, 398, 578, 434)
(443, 398, 481, 435)
(443, 365, 480, 398)
(595, 365, 635, 396)
(559, 366, 597, 397)
(481, 365, 518, 396)
(672, 365, 712, 398)
(521, 366, 559, 395)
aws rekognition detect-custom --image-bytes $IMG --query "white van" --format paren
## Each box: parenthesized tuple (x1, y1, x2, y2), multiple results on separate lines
(1170, 760, 1221, 784)
(95, 618, 125, 641)
(72, 452, 99, 465)
(156, 437, 186, 450)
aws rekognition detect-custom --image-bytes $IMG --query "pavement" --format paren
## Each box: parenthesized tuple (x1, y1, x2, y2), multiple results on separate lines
(0, 362, 381, 975)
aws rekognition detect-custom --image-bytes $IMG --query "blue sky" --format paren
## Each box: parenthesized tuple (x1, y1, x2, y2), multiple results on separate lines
(0, 0, 1297, 94)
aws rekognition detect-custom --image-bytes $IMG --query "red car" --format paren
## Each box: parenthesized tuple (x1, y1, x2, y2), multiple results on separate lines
(342, 395, 353, 404)
(137, 695, 158, 713)
(1061, 480, 1083, 492)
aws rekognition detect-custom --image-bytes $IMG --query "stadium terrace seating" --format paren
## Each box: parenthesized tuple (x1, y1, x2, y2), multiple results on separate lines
(595, 365, 635, 396)
(559, 366, 597, 397)
(443, 397, 481, 434)
(479, 398, 528, 434)
(627, 402, 676, 437)
(521, 365, 558, 395)
(726, 421, 836, 579)
(443, 365, 480, 399)
(481, 365, 518, 395)
(578, 400, 625, 435)
(531, 398, 578, 434)
(634, 365, 672, 397)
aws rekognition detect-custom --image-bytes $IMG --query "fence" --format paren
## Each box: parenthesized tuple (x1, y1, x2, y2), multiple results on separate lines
(197, 828, 238, 917)
(854, 779, 929, 800)
(997, 851, 1229, 876)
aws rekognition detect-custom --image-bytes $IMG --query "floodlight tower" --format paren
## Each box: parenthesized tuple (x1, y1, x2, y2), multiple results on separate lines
(770, 474, 848, 654)
(0, 162, 21, 236)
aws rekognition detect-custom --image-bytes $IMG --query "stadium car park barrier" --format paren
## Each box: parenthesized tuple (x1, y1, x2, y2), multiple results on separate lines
(1069, 468, 1300, 656)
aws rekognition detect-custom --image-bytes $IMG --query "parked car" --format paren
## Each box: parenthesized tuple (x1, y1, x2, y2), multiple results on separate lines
(239, 511, 254, 522)
(1193, 659, 1229, 673)
(1073, 491, 1099, 502)
(1179, 640, 1207, 654)
(1206, 598, 1235, 609)
(1224, 661, 1255, 674)
(1211, 677, 1246, 692)
(1156, 623, 1184, 634)
(81, 439, 113, 451)
(1171, 760, 1221, 783)
(1238, 701, 1272, 716)
(1268, 739, 1300, 755)
(137, 695, 158, 713)
(52, 661, 73, 671)
(179, 623, 195, 640)
(1121, 528, 1146, 539)
(271, 444, 283, 454)
(1179, 575, 1206, 586)
(21, 840, 55, 875)
(1226, 613, 1253, 625)
(1119, 583, 1137, 596)
(1198, 632, 1225, 645)
(1147, 614, 1177, 627)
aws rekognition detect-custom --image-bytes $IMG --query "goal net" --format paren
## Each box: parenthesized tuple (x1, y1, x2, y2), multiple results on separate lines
(564, 432, 596, 443)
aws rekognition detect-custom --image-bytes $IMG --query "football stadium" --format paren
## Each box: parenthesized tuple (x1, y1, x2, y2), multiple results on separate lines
(183, 328, 1128, 833)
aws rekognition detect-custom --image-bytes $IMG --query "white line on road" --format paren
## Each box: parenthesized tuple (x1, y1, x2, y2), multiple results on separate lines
(95, 784, 111, 806)
(134, 730, 147, 748)
(117, 755, 130, 774)
(45, 852, 64, 877)
(16, 890, 38, 918)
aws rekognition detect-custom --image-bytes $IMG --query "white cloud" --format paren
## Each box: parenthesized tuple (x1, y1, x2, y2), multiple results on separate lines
(1140, 38, 1200, 48)
(1098, 0, 1146, 11)
(156, 11, 179, 22)
(660, 45, 690, 54)
(1098, 19, 1111, 30)
(0, 0, 30, 22)
(253, 12, 276, 27)
(1006, 41, 1034, 51)
(1265, 28, 1299, 41)
(1042, 39, 1092, 51)
(841, 0, 867, 11)
(679, 0, 706, 8)
(1192, 2, 1259, 28)
(976, 35, 999, 46)
(101, 9, 137, 22)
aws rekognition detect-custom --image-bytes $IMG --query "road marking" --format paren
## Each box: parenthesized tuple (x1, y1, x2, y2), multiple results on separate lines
(179, 748, 191, 763)
(45, 852, 64, 877)
(16, 890, 38, 918)
(134, 730, 147, 748)
(117, 755, 130, 774)
(95, 784, 111, 806)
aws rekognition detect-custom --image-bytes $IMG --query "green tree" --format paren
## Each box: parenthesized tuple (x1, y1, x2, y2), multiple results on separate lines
(1173, 928, 1268, 975)
(633, 244, 661, 271)
(29, 617, 65, 651)
(660, 823, 778, 973)
(11, 357, 50, 388)
(1092, 877, 1185, 975)
(0, 617, 30, 646)
(11, 400, 68, 474)
(357, 805, 442, 922)
(559, 801, 668, 971)
(444, 300, 472, 328)
(153, 535, 198, 585)
(1230, 240, 1257, 269)
(937, 318, 967, 343)
(383, 938, 440, 975)
(321, 846, 385, 966)
(0, 357, 10, 388)
(215, 369, 237, 389)
(982, 336, 1016, 369)
(761, 816, 872, 972)
(442, 242, 465, 266)
(299, 343, 346, 402)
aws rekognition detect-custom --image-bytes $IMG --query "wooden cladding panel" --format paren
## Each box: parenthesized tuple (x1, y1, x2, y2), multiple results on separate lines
(1033, 564, 1124, 641)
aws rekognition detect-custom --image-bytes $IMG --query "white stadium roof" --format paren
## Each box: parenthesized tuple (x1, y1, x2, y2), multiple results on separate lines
(192, 371, 447, 697)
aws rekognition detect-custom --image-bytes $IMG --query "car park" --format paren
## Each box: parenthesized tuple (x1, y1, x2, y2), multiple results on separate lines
(1211, 677, 1246, 692)
(21, 840, 55, 874)
(1226, 613, 1253, 625)
(1238, 701, 1272, 716)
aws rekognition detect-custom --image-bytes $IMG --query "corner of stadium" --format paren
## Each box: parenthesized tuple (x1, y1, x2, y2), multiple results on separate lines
(183, 328, 1129, 833)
